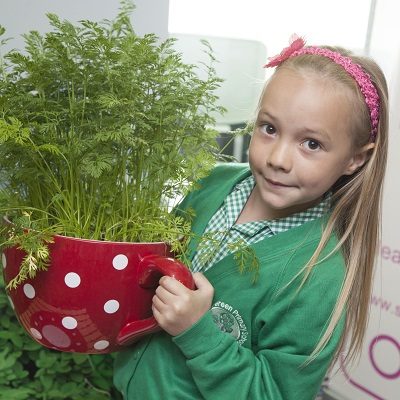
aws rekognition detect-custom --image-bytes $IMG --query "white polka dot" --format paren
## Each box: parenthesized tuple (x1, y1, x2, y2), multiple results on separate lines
(64, 272, 81, 288)
(30, 328, 42, 340)
(62, 316, 78, 330)
(1, 253, 6, 269)
(94, 340, 109, 350)
(104, 299, 120, 314)
(42, 325, 71, 348)
(112, 254, 128, 270)
(23, 284, 35, 299)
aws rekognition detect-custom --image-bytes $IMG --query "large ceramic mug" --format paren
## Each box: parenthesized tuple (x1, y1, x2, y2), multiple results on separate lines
(2, 235, 194, 353)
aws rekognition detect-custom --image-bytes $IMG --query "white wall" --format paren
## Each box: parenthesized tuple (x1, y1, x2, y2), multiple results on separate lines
(169, 0, 370, 51)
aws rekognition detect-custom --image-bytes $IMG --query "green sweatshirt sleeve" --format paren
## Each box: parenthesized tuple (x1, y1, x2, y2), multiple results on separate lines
(172, 262, 344, 400)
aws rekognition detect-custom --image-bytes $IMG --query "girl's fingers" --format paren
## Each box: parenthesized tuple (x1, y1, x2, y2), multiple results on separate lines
(154, 284, 175, 304)
(158, 276, 187, 295)
(152, 294, 167, 316)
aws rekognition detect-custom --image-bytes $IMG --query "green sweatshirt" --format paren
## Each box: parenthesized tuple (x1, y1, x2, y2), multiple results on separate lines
(114, 163, 345, 400)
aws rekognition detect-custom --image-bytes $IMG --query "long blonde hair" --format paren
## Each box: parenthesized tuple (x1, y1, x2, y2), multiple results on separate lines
(273, 47, 389, 363)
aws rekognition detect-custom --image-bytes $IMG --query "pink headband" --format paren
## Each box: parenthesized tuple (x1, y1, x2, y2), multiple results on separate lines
(264, 35, 380, 141)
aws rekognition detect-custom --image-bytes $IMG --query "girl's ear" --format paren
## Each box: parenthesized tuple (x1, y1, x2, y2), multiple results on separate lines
(343, 143, 375, 175)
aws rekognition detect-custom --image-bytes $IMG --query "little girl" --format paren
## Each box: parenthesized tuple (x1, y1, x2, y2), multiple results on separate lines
(114, 36, 388, 399)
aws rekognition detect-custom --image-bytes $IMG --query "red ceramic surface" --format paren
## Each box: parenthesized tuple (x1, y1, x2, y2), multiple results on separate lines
(2, 236, 194, 354)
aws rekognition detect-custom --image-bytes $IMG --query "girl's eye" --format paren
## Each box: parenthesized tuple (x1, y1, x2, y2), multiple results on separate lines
(260, 123, 276, 135)
(303, 139, 321, 151)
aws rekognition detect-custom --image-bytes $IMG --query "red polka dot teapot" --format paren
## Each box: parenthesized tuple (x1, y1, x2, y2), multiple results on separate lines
(2, 235, 194, 353)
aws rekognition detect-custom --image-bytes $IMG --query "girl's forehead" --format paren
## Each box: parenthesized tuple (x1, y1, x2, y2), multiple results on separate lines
(270, 66, 345, 90)
(262, 67, 355, 108)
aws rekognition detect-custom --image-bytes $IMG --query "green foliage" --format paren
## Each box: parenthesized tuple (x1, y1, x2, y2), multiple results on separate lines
(0, 273, 121, 400)
(0, 1, 226, 287)
(3, 212, 55, 288)
(227, 238, 260, 283)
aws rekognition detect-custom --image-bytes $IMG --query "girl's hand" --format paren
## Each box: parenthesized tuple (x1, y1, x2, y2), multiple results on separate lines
(152, 272, 214, 336)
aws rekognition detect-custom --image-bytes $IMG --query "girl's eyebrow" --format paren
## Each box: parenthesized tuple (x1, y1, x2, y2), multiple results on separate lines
(256, 110, 282, 126)
(257, 110, 276, 121)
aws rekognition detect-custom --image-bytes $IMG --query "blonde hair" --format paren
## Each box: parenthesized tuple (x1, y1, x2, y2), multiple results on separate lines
(271, 47, 389, 363)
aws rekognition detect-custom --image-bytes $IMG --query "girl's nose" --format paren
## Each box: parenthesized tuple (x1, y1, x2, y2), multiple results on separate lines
(266, 140, 292, 172)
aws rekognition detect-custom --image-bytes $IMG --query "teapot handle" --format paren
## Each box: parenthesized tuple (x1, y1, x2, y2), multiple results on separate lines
(116, 255, 194, 346)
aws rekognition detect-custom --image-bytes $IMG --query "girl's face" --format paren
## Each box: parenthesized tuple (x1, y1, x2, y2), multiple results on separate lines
(248, 68, 370, 220)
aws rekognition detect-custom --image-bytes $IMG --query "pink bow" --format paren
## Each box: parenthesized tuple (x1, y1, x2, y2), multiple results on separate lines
(264, 34, 306, 68)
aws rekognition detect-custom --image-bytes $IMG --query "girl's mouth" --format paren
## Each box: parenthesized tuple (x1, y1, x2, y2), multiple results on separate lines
(265, 178, 292, 188)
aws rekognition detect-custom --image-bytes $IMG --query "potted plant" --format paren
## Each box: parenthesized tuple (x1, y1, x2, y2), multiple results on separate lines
(0, 1, 225, 353)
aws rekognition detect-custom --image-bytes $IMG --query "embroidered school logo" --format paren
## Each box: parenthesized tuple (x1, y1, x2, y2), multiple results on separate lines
(211, 301, 249, 345)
